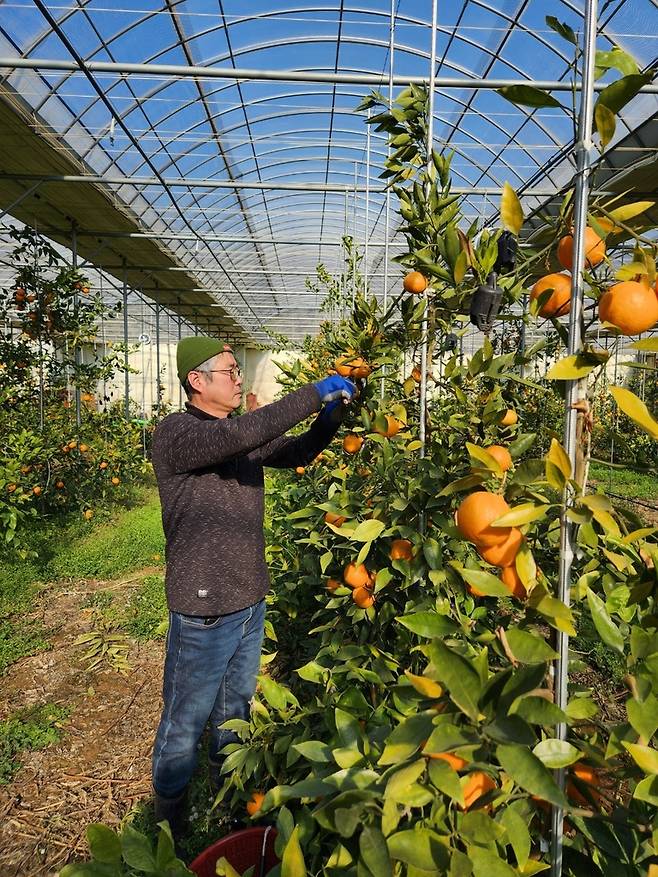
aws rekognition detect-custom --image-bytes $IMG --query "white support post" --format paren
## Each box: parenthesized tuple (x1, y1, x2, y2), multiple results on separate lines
(382, 0, 395, 399)
(71, 224, 82, 430)
(365, 108, 371, 294)
(122, 260, 130, 419)
(550, 1, 599, 874)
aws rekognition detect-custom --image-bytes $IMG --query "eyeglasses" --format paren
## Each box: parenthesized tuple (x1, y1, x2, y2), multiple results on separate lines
(205, 365, 243, 382)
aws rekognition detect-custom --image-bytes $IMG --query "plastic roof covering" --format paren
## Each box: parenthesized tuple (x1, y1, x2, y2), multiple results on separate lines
(0, 0, 657, 344)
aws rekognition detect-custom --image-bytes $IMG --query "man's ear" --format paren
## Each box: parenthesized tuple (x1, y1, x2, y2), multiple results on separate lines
(187, 371, 204, 393)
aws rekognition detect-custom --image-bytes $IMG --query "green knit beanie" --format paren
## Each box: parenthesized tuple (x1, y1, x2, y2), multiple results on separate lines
(176, 336, 228, 384)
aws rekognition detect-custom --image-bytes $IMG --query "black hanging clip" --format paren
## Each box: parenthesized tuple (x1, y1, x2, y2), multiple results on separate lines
(469, 231, 518, 334)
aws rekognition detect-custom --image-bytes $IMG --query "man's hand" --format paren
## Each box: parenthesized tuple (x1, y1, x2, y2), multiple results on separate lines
(314, 375, 356, 404)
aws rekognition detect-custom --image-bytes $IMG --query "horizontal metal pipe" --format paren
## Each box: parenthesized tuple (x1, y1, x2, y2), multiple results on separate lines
(0, 172, 634, 198)
(3, 57, 657, 93)
(54, 229, 392, 245)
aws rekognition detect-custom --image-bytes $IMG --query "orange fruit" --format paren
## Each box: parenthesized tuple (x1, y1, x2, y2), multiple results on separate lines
(483, 445, 513, 472)
(326, 578, 342, 593)
(479, 528, 523, 567)
(567, 763, 601, 808)
(344, 562, 372, 589)
(335, 354, 371, 380)
(246, 790, 265, 816)
(32, 485, 42, 496)
(99, 461, 108, 470)
(499, 409, 518, 427)
(403, 271, 428, 294)
(598, 281, 658, 335)
(343, 434, 364, 454)
(324, 511, 346, 527)
(20, 465, 31, 475)
(352, 586, 375, 609)
(500, 564, 527, 599)
(55, 480, 64, 489)
(84, 509, 93, 520)
(295, 466, 305, 475)
(456, 491, 511, 547)
(111, 476, 120, 485)
(68, 440, 77, 450)
(530, 273, 572, 318)
(557, 226, 605, 272)
(79, 443, 89, 453)
(374, 415, 402, 438)
(461, 772, 496, 810)
(7, 484, 17, 493)
(426, 751, 468, 771)
(390, 538, 413, 561)
(411, 366, 421, 382)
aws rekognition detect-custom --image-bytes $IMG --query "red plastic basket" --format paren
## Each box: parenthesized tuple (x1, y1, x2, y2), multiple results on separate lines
(189, 826, 279, 877)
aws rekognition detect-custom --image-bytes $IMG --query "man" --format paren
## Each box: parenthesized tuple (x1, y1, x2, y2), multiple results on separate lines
(150, 336, 355, 841)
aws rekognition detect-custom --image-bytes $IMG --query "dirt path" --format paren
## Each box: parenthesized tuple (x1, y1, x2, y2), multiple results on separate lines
(0, 573, 164, 877)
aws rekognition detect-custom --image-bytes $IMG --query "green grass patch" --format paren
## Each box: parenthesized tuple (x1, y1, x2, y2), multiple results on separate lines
(0, 702, 71, 784)
(0, 619, 50, 675)
(589, 463, 658, 503)
(123, 574, 168, 640)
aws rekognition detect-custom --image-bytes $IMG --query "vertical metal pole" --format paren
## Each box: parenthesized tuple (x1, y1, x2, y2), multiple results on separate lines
(71, 224, 81, 429)
(365, 108, 371, 294)
(122, 260, 130, 419)
(155, 294, 161, 420)
(520, 294, 527, 379)
(551, 1, 598, 874)
(381, 0, 395, 398)
(419, 0, 439, 469)
(177, 303, 182, 411)
(352, 163, 358, 307)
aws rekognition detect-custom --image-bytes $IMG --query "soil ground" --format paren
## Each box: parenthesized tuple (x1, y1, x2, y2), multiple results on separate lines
(0, 571, 165, 877)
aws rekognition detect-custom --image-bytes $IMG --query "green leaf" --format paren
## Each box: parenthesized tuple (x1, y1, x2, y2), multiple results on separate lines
(467, 441, 503, 474)
(501, 182, 524, 235)
(498, 806, 531, 868)
(505, 628, 558, 664)
(428, 641, 482, 721)
(120, 824, 156, 871)
(532, 739, 580, 769)
(86, 825, 122, 865)
(609, 386, 658, 441)
(496, 743, 568, 807)
(378, 713, 436, 765)
(634, 774, 658, 805)
(595, 47, 639, 77)
(594, 73, 654, 127)
(627, 695, 658, 742)
(258, 676, 298, 711)
(586, 588, 625, 653)
(491, 503, 549, 527)
(546, 355, 599, 381)
(439, 474, 485, 496)
(293, 741, 333, 762)
(547, 438, 572, 480)
(460, 568, 511, 598)
(529, 588, 576, 636)
(282, 825, 307, 876)
(470, 847, 519, 877)
(497, 85, 562, 109)
(396, 611, 457, 638)
(360, 825, 392, 877)
(427, 758, 464, 806)
(461, 811, 506, 845)
(508, 432, 537, 459)
(546, 16, 577, 45)
(216, 857, 242, 877)
(387, 828, 449, 871)
(630, 338, 658, 352)
(335, 708, 361, 748)
(512, 696, 568, 726)
(351, 519, 386, 542)
(623, 742, 658, 775)
(385, 759, 426, 802)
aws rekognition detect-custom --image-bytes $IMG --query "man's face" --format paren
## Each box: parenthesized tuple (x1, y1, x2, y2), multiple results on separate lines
(188, 347, 243, 417)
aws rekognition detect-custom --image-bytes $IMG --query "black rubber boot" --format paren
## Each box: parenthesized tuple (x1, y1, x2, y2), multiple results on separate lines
(153, 787, 188, 856)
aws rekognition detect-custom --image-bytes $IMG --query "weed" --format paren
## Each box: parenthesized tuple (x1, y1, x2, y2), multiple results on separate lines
(80, 590, 115, 611)
(123, 574, 168, 641)
(0, 702, 71, 784)
(589, 463, 658, 504)
(0, 619, 49, 674)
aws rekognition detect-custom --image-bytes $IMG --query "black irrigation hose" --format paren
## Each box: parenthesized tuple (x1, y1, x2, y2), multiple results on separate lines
(603, 491, 658, 513)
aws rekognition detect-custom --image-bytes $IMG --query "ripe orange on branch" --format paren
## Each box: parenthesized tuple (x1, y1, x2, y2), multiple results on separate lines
(246, 790, 265, 816)
(326, 578, 342, 593)
(334, 354, 371, 380)
(557, 226, 605, 272)
(483, 445, 513, 472)
(567, 763, 602, 808)
(598, 281, 658, 335)
(499, 409, 518, 427)
(374, 416, 402, 438)
(456, 491, 512, 547)
(500, 564, 527, 599)
(324, 511, 346, 527)
(530, 273, 572, 318)
(344, 562, 372, 589)
(461, 772, 496, 810)
(389, 538, 413, 561)
(425, 751, 468, 771)
(403, 271, 428, 294)
(352, 586, 375, 609)
(478, 528, 523, 567)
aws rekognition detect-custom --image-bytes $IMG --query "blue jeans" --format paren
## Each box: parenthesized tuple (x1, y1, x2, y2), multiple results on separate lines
(152, 599, 266, 798)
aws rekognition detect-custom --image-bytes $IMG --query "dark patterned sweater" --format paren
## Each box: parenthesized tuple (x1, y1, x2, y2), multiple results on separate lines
(151, 384, 336, 615)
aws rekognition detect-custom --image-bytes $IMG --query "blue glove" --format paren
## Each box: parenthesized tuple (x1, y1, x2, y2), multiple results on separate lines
(318, 398, 345, 427)
(314, 375, 356, 404)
